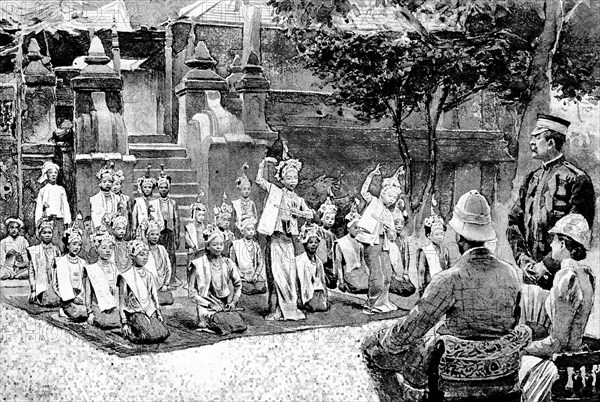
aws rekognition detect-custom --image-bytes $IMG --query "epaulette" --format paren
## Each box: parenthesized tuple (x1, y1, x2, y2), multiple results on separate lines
(562, 160, 587, 177)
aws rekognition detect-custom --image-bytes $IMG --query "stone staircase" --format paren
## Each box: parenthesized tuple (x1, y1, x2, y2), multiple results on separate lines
(128, 134, 198, 271)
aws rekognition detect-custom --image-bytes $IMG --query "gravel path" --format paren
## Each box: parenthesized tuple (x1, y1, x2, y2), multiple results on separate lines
(0, 302, 392, 401)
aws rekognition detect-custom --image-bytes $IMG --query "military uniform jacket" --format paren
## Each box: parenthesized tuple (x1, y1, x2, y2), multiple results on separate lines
(507, 155, 595, 279)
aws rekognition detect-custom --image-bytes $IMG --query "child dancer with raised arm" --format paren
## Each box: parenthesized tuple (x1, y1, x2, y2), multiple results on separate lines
(356, 164, 403, 315)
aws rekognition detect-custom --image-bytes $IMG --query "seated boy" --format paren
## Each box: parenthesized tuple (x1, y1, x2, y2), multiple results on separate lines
(297, 223, 329, 312)
(230, 216, 266, 295)
(188, 226, 245, 334)
(334, 201, 369, 293)
(417, 214, 452, 296)
(0, 217, 29, 280)
(145, 219, 174, 306)
(389, 212, 416, 297)
(27, 217, 61, 306)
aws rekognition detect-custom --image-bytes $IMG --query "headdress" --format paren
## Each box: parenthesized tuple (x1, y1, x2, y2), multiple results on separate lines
(424, 195, 444, 231)
(130, 239, 149, 258)
(96, 159, 115, 181)
(236, 163, 252, 189)
(318, 189, 338, 217)
(532, 114, 570, 137)
(37, 204, 55, 233)
(203, 224, 225, 243)
(5, 217, 24, 229)
(113, 169, 125, 184)
(190, 189, 207, 219)
(137, 164, 156, 194)
(38, 161, 60, 184)
(239, 215, 257, 230)
(275, 158, 302, 182)
(381, 165, 404, 190)
(213, 192, 233, 222)
(157, 164, 171, 188)
(63, 227, 83, 245)
(143, 217, 162, 235)
(345, 198, 361, 228)
(93, 229, 115, 248)
(111, 215, 128, 229)
(299, 223, 322, 244)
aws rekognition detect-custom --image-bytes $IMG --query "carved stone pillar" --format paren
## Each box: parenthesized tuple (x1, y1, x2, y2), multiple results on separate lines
(234, 51, 276, 141)
(71, 36, 135, 219)
(176, 41, 267, 217)
(22, 38, 57, 149)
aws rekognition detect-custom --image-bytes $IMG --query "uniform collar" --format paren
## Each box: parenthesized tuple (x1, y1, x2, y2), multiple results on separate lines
(542, 153, 564, 170)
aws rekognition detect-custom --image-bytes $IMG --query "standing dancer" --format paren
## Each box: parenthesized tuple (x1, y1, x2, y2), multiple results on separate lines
(255, 157, 313, 321)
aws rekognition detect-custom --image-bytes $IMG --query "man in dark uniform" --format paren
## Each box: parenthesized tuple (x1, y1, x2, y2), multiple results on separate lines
(507, 114, 595, 290)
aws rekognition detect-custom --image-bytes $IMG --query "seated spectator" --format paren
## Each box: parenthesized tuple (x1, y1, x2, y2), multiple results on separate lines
(118, 240, 169, 344)
(297, 223, 329, 312)
(145, 219, 174, 306)
(230, 216, 266, 295)
(334, 199, 369, 293)
(0, 217, 29, 280)
(27, 217, 61, 307)
(55, 228, 88, 322)
(362, 191, 522, 401)
(84, 231, 120, 329)
(188, 226, 244, 333)
(520, 214, 596, 402)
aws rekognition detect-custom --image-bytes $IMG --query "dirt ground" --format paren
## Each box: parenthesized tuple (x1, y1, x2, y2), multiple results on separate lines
(0, 301, 393, 401)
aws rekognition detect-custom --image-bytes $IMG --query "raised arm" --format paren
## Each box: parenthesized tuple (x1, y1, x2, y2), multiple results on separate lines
(255, 158, 276, 192)
(361, 164, 381, 203)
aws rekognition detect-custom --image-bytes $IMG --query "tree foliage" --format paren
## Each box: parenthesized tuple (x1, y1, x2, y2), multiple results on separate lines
(269, 0, 600, 230)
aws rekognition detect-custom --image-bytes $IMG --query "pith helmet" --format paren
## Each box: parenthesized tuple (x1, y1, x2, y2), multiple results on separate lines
(449, 190, 496, 242)
(549, 213, 591, 250)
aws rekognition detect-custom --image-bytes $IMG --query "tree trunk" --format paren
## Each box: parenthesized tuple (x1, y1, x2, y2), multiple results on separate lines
(392, 113, 412, 227)
(511, 0, 561, 201)
(410, 86, 448, 239)
(498, 0, 578, 264)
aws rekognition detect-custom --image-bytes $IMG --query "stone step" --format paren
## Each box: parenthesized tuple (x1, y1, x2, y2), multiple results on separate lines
(135, 157, 192, 170)
(169, 182, 199, 193)
(129, 144, 187, 159)
(170, 193, 200, 205)
(133, 168, 197, 182)
(128, 134, 172, 144)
